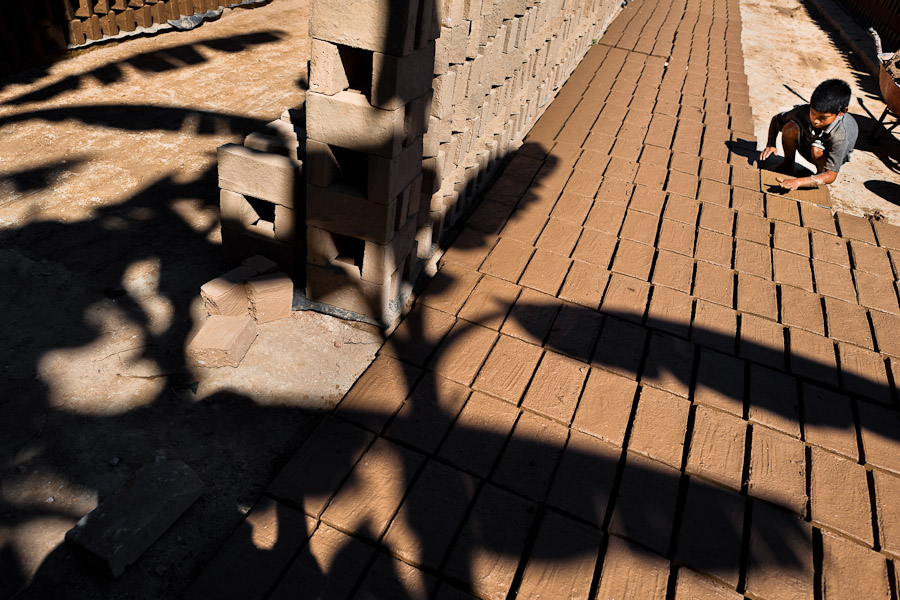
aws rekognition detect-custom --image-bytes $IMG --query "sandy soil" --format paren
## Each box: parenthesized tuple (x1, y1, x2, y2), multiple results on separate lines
(0, 2, 384, 599)
(740, 0, 900, 224)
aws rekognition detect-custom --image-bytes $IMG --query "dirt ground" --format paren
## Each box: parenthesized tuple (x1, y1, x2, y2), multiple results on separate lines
(740, 0, 900, 223)
(0, 1, 384, 598)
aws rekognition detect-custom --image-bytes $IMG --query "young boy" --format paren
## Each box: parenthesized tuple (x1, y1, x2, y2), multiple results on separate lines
(758, 79, 858, 190)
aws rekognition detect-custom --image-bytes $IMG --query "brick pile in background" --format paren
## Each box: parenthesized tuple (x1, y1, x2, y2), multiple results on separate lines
(0, 0, 270, 76)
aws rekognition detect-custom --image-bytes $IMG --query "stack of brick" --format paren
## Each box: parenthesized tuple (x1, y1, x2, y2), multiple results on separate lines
(217, 110, 306, 276)
(419, 0, 621, 254)
(302, 0, 439, 328)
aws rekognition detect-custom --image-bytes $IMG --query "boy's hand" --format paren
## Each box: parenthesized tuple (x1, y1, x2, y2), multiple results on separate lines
(759, 146, 779, 161)
(776, 176, 803, 191)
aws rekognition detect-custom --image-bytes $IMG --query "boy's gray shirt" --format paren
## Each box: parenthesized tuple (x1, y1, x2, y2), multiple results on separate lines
(774, 104, 858, 172)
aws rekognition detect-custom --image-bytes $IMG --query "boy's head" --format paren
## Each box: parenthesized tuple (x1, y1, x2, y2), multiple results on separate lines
(809, 79, 851, 128)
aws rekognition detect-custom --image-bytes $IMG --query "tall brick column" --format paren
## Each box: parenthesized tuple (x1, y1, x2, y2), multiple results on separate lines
(303, 0, 438, 328)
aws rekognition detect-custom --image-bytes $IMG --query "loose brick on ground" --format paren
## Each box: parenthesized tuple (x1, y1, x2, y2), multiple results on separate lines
(821, 529, 891, 599)
(695, 228, 734, 268)
(630, 185, 667, 215)
(810, 446, 874, 546)
(780, 285, 825, 334)
(737, 274, 778, 320)
(814, 259, 858, 302)
(766, 194, 801, 225)
(811, 231, 850, 267)
(873, 220, 900, 250)
(739, 313, 785, 369)
(732, 187, 765, 216)
(558, 260, 610, 309)
(547, 429, 621, 526)
(600, 272, 651, 322)
(665, 194, 701, 225)
(444, 484, 537, 600)
(870, 310, 900, 357)
(744, 501, 814, 600)
(479, 236, 535, 282)
(748, 364, 801, 438)
(651, 250, 695, 294)
(473, 334, 543, 403)
(573, 367, 639, 447)
(858, 402, 900, 476)
(386, 374, 471, 455)
(735, 212, 770, 245)
(620, 209, 662, 245)
(535, 218, 582, 256)
(837, 212, 877, 244)
(693, 261, 734, 308)
(748, 424, 807, 516)
(850, 240, 894, 277)
(800, 203, 837, 234)
(773, 249, 814, 291)
(838, 342, 892, 405)
(611, 238, 656, 281)
(773, 221, 811, 257)
(522, 351, 589, 424)
(519, 248, 572, 296)
(608, 452, 681, 555)
(686, 406, 747, 490)
(628, 386, 691, 468)
(438, 392, 519, 479)
(699, 203, 735, 236)
(674, 478, 745, 587)
(571, 227, 618, 267)
(550, 191, 594, 224)
(658, 218, 698, 256)
(873, 469, 900, 556)
(854, 270, 900, 315)
(691, 300, 738, 355)
(500, 208, 550, 246)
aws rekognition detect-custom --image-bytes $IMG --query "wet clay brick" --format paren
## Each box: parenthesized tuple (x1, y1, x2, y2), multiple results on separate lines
(735, 212, 770, 246)
(519, 249, 571, 296)
(608, 452, 681, 555)
(737, 274, 778, 320)
(652, 250, 694, 294)
(675, 479, 745, 587)
(665, 194, 702, 225)
(642, 332, 694, 398)
(572, 228, 618, 267)
(321, 438, 424, 541)
(673, 568, 742, 599)
(381, 304, 457, 366)
(870, 311, 900, 357)
(558, 261, 610, 309)
(500, 288, 560, 345)
(686, 406, 747, 490)
(620, 210, 661, 246)
(521, 351, 589, 424)
(774, 222, 811, 257)
(592, 316, 648, 380)
(670, 152, 702, 176)
(550, 192, 594, 225)
(810, 447, 873, 546)
(873, 470, 900, 555)
(634, 163, 669, 189)
(500, 209, 549, 246)
(838, 343, 892, 405)
(536, 218, 582, 255)
(766, 195, 801, 225)
(695, 229, 734, 267)
(800, 203, 837, 234)
(873, 220, 900, 250)
(382, 460, 478, 571)
(699, 203, 735, 236)
(646, 287, 693, 339)
(336, 354, 421, 433)
(547, 430, 620, 526)
(385, 374, 470, 455)
(516, 511, 604, 599)
(186, 498, 314, 600)
(629, 386, 691, 468)
(630, 186, 668, 215)
(700, 159, 731, 184)
(611, 239, 656, 281)
(748, 364, 801, 438)
(479, 237, 535, 282)
(821, 530, 891, 599)
(858, 403, 900, 476)
(600, 273, 651, 322)
(744, 502, 814, 600)
(788, 319, 838, 380)
(429, 321, 497, 386)
(693, 261, 734, 308)
(734, 239, 773, 279)
(269, 524, 373, 600)
(473, 334, 543, 404)
(444, 484, 536, 600)
(740, 314, 785, 369)
(667, 170, 700, 198)
(694, 349, 745, 416)
(573, 368, 638, 447)
(354, 553, 436, 599)
(268, 417, 375, 517)
(780, 285, 825, 334)
(812, 231, 850, 267)
(441, 228, 497, 269)
(596, 536, 670, 599)
(748, 425, 807, 516)
(437, 391, 518, 479)
(824, 297, 874, 349)
(730, 165, 760, 191)
(492, 411, 569, 502)
(854, 271, 900, 315)
(773, 249, 814, 291)
(658, 218, 698, 256)
(692, 300, 738, 355)
(850, 240, 894, 277)
(546, 305, 604, 362)
(697, 179, 731, 207)
(837, 213, 877, 244)
(457, 275, 520, 330)
(418, 263, 482, 316)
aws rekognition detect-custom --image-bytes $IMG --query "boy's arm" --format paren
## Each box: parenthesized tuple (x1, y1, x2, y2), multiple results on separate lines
(777, 170, 837, 190)
(758, 114, 781, 161)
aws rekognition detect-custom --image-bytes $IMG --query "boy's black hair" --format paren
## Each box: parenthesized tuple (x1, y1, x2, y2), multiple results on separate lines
(810, 79, 851, 114)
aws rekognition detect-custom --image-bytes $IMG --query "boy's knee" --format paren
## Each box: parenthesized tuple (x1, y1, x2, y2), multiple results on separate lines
(782, 120, 800, 139)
